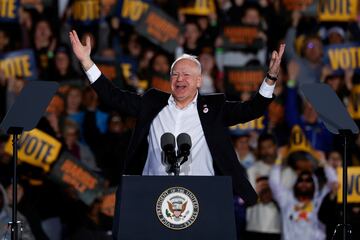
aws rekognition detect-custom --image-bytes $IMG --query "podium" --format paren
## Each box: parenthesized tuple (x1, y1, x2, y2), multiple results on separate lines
(113, 176, 237, 240)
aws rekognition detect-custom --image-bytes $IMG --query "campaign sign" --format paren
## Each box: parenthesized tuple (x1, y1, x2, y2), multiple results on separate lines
(119, 0, 151, 24)
(135, 4, 182, 53)
(100, 187, 116, 217)
(324, 42, 360, 71)
(0, 0, 19, 22)
(0, 49, 38, 80)
(93, 57, 118, 81)
(151, 72, 170, 93)
(93, 55, 138, 81)
(229, 116, 265, 135)
(179, 0, 216, 16)
(71, 0, 100, 26)
(50, 152, 106, 205)
(224, 66, 265, 98)
(4, 128, 61, 172)
(222, 25, 264, 50)
(319, 0, 358, 22)
(348, 84, 360, 120)
(337, 167, 360, 203)
(119, 56, 138, 80)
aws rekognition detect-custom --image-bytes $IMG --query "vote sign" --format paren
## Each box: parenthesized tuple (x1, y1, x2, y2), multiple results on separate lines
(5, 128, 61, 172)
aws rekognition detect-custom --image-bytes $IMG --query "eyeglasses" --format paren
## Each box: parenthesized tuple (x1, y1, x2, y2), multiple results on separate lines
(170, 72, 193, 79)
(306, 41, 321, 49)
(307, 42, 314, 49)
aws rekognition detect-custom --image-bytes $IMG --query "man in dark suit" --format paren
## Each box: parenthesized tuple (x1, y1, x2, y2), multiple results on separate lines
(69, 30, 284, 206)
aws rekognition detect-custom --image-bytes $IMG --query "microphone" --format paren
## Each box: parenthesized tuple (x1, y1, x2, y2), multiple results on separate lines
(160, 133, 192, 176)
(161, 132, 176, 165)
(177, 133, 192, 161)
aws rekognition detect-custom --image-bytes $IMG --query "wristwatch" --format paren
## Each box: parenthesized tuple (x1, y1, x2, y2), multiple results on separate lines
(266, 73, 278, 81)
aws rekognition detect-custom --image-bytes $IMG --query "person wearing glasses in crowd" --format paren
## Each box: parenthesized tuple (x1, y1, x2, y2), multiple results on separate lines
(269, 152, 337, 240)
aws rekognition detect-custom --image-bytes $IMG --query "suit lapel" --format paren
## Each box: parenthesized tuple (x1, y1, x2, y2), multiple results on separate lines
(136, 90, 169, 138)
(145, 91, 169, 121)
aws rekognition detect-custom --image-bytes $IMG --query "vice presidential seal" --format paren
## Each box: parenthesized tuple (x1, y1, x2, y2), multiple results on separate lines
(156, 187, 199, 230)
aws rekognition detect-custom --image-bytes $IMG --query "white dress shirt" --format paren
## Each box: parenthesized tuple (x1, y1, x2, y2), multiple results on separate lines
(143, 93, 214, 175)
(86, 64, 275, 175)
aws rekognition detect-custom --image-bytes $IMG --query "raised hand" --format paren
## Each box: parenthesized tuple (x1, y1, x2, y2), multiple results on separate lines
(69, 30, 93, 71)
(275, 146, 287, 165)
(291, 11, 302, 28)
(315, 150, 327, 167)
(288, 59, 300, 81)
(266, 43, 285, 85)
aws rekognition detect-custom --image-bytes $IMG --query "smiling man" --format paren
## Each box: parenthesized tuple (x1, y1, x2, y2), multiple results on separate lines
(170, 57, 201, 108)
(69, 30, 285, 206)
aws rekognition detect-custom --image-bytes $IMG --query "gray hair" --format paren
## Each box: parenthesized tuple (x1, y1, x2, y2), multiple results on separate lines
(170, 54, 202, 75)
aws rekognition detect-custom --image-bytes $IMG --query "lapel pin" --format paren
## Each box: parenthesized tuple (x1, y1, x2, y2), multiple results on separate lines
(203, 107, 209, 113)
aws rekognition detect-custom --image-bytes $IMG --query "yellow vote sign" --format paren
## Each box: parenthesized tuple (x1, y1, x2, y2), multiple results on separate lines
(319, 0, 358, 22)
(337, 167, 360, 203)
(72, 0, 100, 22)
(121, 0, 149, 22)
(0, 0, 17, 19)
(348, 84, 360, 119)
(5, 128, 61, 172)
(327, 44, 360, 71)
(229, 116, 265, 132)
(121, 63, 132, 80)
(0, 55, 31, 78)
(0, 49, 37, 80)
(179, 0, 215, 16)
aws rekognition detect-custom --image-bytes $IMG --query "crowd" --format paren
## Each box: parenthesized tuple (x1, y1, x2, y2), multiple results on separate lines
(0, 0, 360, 239)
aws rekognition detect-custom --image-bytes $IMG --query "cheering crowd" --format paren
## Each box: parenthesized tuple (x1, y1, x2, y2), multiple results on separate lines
(0, 0, 360, 239)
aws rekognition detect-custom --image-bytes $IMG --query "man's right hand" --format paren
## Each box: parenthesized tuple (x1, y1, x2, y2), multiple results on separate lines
(69, 30, 94, 71)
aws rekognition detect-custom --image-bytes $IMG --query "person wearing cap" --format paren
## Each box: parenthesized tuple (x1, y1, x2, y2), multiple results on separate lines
(269, 152, 337, 240)
(285, 11, 323, 85)
(327, 26, 345, 45)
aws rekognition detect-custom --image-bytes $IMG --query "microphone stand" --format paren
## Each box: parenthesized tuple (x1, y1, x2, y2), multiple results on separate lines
(332, 129, 352, 240)
(173, 154, 190, 176)
(174, 160, 180, 176)
(8, 127, 23, 240)
(163, 151, 177, 176)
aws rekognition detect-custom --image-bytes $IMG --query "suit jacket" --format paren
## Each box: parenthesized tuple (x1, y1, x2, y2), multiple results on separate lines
(92, 75, 274, 205)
